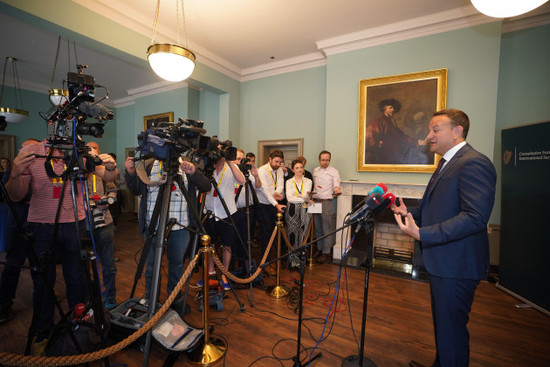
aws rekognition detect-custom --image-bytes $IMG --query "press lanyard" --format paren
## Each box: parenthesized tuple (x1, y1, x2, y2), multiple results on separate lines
(49, 151, 66, 184)
(216, 164, 227, 187)
(269, 167, 278, 189)
(293, 180, 303, 197)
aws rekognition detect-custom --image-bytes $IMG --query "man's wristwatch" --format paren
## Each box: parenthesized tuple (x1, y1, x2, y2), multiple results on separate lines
(105, 165, 117, 172)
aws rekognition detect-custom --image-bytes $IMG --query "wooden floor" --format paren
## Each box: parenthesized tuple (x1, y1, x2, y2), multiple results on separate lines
(1, 212, 549, 366)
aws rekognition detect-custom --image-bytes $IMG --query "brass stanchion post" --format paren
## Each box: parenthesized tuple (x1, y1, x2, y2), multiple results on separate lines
(306, 214, 316, 267)
(188, 235, 226, 366)
(267, 213, 289, 298)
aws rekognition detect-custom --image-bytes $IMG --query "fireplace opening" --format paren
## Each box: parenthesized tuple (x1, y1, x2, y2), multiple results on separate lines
(345, 195, 427, 281)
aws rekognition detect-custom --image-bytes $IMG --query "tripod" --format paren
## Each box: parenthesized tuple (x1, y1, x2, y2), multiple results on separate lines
(22, 145, 110, 365)
(342, 218, 376, 367)
(132, 158, 210, 366)
(234, 168, 267, 305)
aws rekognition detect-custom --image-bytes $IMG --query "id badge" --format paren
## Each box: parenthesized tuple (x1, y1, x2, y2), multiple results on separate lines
(53, 186, 62, 199)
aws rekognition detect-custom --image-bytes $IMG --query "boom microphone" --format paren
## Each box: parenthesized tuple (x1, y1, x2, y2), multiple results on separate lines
(349, 193, 383, 223)
(78, 101, 114, 120)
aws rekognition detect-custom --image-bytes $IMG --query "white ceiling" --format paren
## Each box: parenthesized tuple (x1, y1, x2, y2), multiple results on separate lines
(1, 0, 549, 106)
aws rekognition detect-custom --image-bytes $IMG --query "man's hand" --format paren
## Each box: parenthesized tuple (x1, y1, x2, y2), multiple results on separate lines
(276, 204, 286, 213)
(124, 157, 135, 175)
(394, 213, 420, 241)
(273, 192, 283, 201)
(99, 153, 116, 171)
(11, 150, 35, 178)
(391, 197, 408, 217)
(180, 160, 196, 175)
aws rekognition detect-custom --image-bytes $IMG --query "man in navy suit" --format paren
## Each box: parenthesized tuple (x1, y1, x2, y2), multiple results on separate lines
(392, 109, 496, 367)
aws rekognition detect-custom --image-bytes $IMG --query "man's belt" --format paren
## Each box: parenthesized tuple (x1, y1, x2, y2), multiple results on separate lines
(314, 198, 333, 202)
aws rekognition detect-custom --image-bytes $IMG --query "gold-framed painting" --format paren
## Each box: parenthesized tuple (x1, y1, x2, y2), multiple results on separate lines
(357, 68, 447, 173)
(143, 112, 174, 131)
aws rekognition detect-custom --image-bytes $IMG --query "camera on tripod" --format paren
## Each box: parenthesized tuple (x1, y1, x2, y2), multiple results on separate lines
(42, 66, 114, 146)
(89, 196, 115, 228)
(136, 117, 237, 175)
(238, 157, 252, 174)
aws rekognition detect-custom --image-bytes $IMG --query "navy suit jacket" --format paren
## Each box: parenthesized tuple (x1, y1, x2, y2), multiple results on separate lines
(409, 143, 496, 280)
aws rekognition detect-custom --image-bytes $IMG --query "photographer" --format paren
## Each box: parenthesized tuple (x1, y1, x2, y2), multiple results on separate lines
(86, 142, 118, 310)
(202, 153, 245, 290)
(5, 139, 116, 353)
(124, 155, 210, 311)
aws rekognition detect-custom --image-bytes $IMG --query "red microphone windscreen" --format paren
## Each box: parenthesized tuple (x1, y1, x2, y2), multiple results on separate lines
(382, 192, 396, 207)
(377, 183, 388, 194)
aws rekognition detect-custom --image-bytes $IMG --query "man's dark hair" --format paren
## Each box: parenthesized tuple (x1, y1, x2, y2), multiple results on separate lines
(318, 150, 331, 159)
(246, 152, 255, 159)
(433, 109, 470, 139)
(270, 149, 284, 160)
(378, 98, 401, 112)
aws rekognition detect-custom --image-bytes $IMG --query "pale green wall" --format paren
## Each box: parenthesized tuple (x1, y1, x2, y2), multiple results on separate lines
(240, 67, 326, 159)
(493, 23, 550, 223)
(325, 23, 502, 186)
(199, 89, 220, 138)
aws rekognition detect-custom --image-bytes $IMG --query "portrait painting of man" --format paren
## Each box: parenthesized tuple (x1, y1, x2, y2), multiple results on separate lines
(358, 69, 447, 172)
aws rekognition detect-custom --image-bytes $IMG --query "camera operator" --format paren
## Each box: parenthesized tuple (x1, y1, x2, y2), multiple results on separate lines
(5, 139, 117, 353)
(85, 142, 118, 310)
(232, 149, 262, 269)
(202, 152, 245, 290)
(124, 155, 210, 312)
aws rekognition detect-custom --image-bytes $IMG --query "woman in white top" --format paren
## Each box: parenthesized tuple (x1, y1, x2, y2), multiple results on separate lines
(285, 159, 314, 270)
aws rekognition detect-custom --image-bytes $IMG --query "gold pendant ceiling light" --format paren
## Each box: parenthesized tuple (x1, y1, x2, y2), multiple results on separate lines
(147, 0, 196, 82)
(0, 56, 28, 124)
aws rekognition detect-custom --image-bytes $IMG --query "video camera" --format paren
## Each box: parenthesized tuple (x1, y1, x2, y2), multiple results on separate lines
(136, 117, 237, 175)
(238, 157, 252, 174)
(42, 66, 114, 147)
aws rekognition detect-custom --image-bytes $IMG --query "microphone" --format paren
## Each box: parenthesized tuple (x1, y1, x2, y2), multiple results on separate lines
(350, 183, 387, 212)
(78, 101, 114, 120)
(371, 192, 396, 217)
(349, 193, 383, 223)
(374, 182, 388, 195)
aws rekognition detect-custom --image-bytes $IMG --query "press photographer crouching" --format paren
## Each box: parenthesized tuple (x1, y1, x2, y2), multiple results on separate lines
(124, 153, 210, 313)
(4, 138, 117, 353)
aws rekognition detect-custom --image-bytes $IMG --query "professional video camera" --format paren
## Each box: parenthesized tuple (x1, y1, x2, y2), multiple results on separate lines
(41, 66, 114, 148)
(136, 117, 237, 175)
(238, 157, 252, 174)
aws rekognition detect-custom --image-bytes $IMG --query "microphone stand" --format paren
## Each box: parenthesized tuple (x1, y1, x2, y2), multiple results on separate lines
(342, 218, 376, 367)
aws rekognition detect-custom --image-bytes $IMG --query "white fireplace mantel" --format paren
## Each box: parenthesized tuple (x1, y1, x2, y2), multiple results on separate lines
(333, 181, 426, 259)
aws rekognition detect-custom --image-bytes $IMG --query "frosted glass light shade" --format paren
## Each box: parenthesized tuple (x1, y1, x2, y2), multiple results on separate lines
(147, 44, 196, 82)
(471, 0, 548, 18)
(0, 107, 28, 124)
(49, 89, 69, 106)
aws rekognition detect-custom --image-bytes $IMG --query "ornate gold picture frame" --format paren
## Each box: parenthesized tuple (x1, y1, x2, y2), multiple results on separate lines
(143, 112, 174, 131)
(357, 68, 447, 172)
